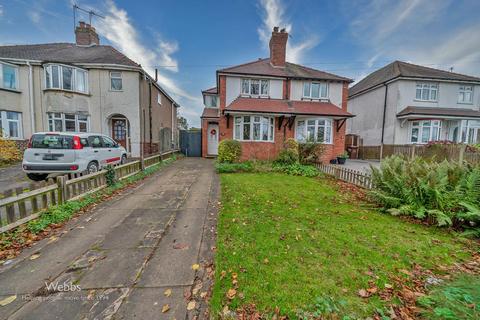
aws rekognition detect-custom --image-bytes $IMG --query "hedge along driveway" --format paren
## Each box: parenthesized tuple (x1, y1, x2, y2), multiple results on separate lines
(211, 173, 475, 318)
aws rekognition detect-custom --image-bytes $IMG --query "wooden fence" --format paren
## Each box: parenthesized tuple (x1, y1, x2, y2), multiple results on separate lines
(313, 162, 373, 189)
(0, 150, 179, 233)
(358, 144, 480, 165)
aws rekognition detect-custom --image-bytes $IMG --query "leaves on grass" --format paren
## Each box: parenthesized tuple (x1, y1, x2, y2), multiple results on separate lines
(226, 288, 237, 300)
(0, 295, 16, 306)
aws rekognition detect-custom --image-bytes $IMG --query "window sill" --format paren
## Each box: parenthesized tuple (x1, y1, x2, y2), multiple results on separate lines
(109, 89, 124, 92)
(301, 97, 329, 101)
(43, 88, 91, 96)
(413, 99, 437, 103)
(0, 87, 21, 94)
(240, 94, 269, 99)
(234, 139, 275, 143)
(1, 136, 25, 141)
(458, 102, 474, 105)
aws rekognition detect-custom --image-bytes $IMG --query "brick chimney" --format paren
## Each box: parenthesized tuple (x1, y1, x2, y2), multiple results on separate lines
(75, 21, 99, 46)
(269, 26, 288, 67)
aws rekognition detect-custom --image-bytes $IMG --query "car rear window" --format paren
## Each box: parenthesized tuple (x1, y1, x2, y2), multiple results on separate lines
(31, 134, 74, 149)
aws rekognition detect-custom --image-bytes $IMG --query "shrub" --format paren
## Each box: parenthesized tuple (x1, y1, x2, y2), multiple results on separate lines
(370, 155, 480, 236)
(273, 163, 319, 177)
(0, 133, 21, 164)
(217, 139, 242, 163)
(284, 138, 299, 152)
(298, 143, 325, 163)
(275, 149, 299, 165)
(215, 161, 253, 173)
(105, 165, 117, 186)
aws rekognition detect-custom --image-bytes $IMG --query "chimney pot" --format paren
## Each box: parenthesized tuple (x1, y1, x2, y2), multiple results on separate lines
(75, 21, 100, 46)
(269, 26, 288, 67)
(280, 28, 286, 33)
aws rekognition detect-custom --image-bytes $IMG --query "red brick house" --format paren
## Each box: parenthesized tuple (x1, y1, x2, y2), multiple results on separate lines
(201, 27, 354, 161)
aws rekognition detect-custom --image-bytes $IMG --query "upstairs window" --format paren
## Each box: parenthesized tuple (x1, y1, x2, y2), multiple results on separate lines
(410, 120, 441, 144)
(241, 78, 269, 96)
(204, 95, 218, 108)
(110, 71, 123, 91)
(415, 83, 438, 101)
(458, 85, 473, 104)
(44, 64, 88, 93)
(0, 111, 22, 139)
(303, 82, 328, 99)
(0, 63, 19, 90)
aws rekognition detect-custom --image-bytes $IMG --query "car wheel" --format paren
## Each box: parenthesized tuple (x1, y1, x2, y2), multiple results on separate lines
(87, 161, 99, 174)
(27, 173, 48, 181)
(121, 154, 127, 164)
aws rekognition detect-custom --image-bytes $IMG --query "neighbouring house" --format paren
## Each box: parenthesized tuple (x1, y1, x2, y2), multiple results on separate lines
(348, 61, 480, 146)
(200, 27, 353, 161)
(0, 21, 179, 157)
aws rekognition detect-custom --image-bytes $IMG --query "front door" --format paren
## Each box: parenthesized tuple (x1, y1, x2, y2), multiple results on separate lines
(207, 123, 219, 155)
(112, 118, 127, 150)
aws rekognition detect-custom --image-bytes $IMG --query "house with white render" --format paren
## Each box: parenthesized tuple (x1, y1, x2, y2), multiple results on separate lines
(348, 61, 480, 146)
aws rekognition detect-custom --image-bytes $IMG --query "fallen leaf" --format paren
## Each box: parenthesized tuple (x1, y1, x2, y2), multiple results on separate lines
(226, 288, 237, 300)
(200, 291, 207, 299)
(164, 289, 172, 297)
(220, 270, 227, 279)
(384, 283, 393, 289)
(173, 243, 189, 250)
(162, 304, 170, 313)
(30, 253, 40, 260)
(263, 258, 269, 264)
(187, 301, 196, 310)
(358, 289, 371, 298)
(192, 264, 200, 271)
(0, 295, 16, 306)
(47, 236, 58, 244)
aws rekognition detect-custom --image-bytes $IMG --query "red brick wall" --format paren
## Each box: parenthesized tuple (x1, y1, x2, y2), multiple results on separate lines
(201, 118, 209, 157)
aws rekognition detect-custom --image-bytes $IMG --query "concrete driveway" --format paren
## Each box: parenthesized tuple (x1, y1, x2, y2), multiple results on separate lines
(340, 159, 380, 173)
(0, 158, 218, 319)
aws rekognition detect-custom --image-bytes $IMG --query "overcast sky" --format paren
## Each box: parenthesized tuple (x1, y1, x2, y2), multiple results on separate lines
(1, 0, 480, 127)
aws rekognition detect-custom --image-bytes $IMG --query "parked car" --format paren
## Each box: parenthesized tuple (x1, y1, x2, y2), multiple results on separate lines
(23, 132, 127, 181)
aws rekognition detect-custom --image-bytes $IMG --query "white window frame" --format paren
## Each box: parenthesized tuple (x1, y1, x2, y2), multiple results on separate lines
(240, 78, 269, 97)
(44, 64, 88, 94)
(410, 120, 442, 144)
(461, 120, 480, 144)
(302, 81, 328, 100)
(233, 115, 274, 142)
(0, 110, 23, 139)
(415, 82, 438, 102)
(295, 118, 333, 144)
(110, 71, 123, 91)
(0, 62, 19, 91)
(47, 113, 90, 132)
(458, 85, 473, 104)
(203, 95, 218, 108)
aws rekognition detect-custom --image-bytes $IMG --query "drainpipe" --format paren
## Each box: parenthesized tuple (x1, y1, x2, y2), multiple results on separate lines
(148, 79, 152, 153)
(171, 102, 175, 149)
(27, 62, 35, 135)
(380, 83, 388, 160)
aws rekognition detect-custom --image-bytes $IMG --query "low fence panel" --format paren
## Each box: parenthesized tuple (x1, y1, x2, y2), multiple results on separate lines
(313, 162, 373, 189)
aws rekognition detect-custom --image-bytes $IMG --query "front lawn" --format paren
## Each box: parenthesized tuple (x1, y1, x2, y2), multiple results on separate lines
(211, 173, 476, 318)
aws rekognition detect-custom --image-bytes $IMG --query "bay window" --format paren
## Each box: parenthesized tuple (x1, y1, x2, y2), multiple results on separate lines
(48, 113, 89, 132)
(461, 120, 480, 144)
(415, 83, 438, 101)
(458, 85, 473, 104)
(44, 64, 88, 93)
(410, 120, 441, 143)
(0, 111, 22, 139)
(0, 62, 19, 90)
(241, 78, 269, 96)
(296, 118, 332, 143)
(303, 82, 328, 99)
(234, 115, 274, 141)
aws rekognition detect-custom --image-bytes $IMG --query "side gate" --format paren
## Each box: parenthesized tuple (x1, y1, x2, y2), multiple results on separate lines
(179, 130, 202, 157)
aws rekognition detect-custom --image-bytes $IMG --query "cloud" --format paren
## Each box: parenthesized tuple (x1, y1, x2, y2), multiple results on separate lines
(27, 11, 41, 24)
(257, 0, 319, 63)
(0, 5, 4, 18)
(96, 0, 199, 104)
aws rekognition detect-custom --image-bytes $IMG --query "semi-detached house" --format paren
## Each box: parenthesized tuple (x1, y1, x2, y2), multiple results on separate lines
(0, 21, 179, 157)
(201, 27, 354, 161)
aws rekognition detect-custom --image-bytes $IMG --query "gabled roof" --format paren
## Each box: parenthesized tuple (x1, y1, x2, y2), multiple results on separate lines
(0, 43, 140, 67)
(202, 87, 218, 94)
(225, 97, 353, 118)
(201, 108, 220, 118)
(350, 60, 480, 97)
(218, 58, 352, 82)
(397, 106, 480, 119)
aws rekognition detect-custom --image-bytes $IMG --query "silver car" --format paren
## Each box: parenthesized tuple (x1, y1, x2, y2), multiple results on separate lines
(23, 132, 127, 181)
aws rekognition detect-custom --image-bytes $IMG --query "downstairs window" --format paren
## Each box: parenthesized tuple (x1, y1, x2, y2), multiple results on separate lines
(233, 115, 274, 142)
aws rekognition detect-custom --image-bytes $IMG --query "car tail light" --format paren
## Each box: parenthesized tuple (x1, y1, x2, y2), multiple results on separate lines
(70, 165, 79, 170)
(27, 136, 33, 148)
(72, 136, 83, 150)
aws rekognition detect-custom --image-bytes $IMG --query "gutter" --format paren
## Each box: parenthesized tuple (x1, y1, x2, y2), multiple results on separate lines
(27, 62, 35, 134)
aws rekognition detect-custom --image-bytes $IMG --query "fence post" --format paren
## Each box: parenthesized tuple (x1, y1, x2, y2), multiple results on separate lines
(140, 155, 146, 171)
(411, 144, 416, 160)
(56, 176, 66, 204)
(459, 144, 466, 164)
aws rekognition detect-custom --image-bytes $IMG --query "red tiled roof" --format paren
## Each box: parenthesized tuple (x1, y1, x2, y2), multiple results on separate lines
(218, 58, 352, 82)
(201, 108, 220, 118)
(225, 97, 354, 118)
(202, 87, 217, 94)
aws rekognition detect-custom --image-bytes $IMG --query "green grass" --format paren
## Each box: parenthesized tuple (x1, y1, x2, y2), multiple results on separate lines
(417, 275, 480, 319)
(211, 173, 475, 318)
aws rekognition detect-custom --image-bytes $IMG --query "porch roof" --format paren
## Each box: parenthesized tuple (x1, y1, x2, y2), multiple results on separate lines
(224, 97, 354, 118)
(201, 107, 220, 119)
(397, 106, 480, 119)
